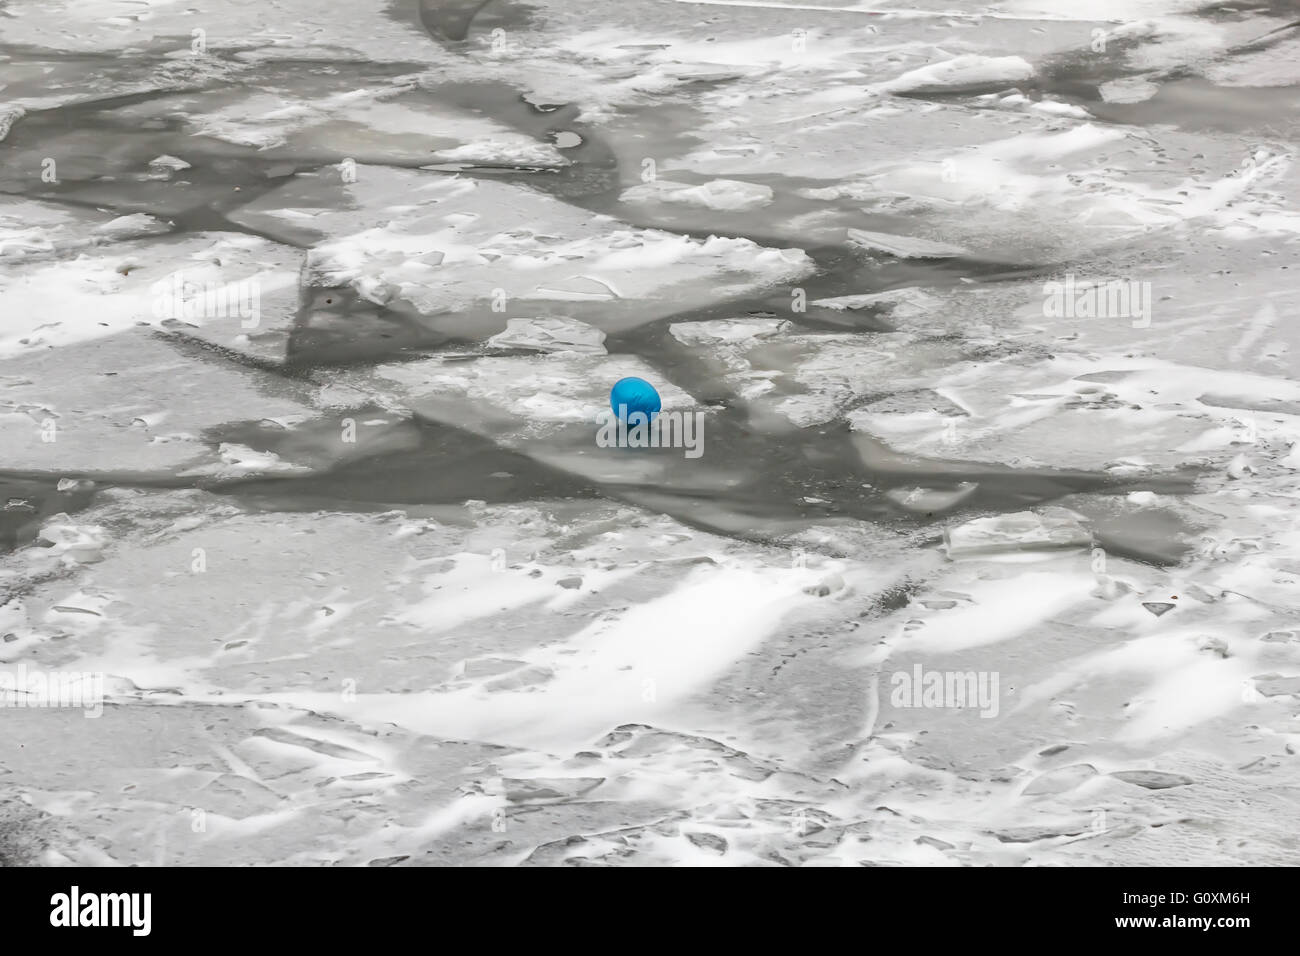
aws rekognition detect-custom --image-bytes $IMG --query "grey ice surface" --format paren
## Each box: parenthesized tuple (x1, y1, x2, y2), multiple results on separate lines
(1, 0, 1300, 867)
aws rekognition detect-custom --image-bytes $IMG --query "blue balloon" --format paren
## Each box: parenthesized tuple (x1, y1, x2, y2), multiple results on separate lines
(610, 376, 661, 421)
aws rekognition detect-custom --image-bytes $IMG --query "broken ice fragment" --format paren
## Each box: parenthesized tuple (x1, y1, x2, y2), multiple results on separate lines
(148, 154, 192, 173)
(846, 228, 968, 259)
(944, 507, 1091, 559)
(885, 483, 978, 514)
(1141, 602, 1175, 617)
(668, 318, 789, 346)
(1109, 770, 1193, 790)
(530, 275, 620, 301)
(879, 55, 1034, 94)
(503, 777, 604, 802)
(685, 832, 728, 854)
(486, 317, 607, 354)
(620, 179, 773, 212)
(1022, 764, 1098, 796)
(812, 287, 943, 318)
(1098, 77, 1160, 105)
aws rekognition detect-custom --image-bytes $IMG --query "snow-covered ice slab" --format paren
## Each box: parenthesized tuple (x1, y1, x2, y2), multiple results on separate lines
(368, 353, 697, 433)
(346, 352, 737, 490)
(0, 329, 313, 474)
(843, 260, 1300, 472)
(665, 78, 1292, 257)
(234, 166, 812, 335)
(0, 0, 444, 62)
(0, 232, 300, 363)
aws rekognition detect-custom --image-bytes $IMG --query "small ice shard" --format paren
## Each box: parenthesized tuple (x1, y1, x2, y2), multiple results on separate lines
(36, 515, 106, 564)
(178, 443, 312, 479)
(503, 777, 604, 802)
(1142, 601, 1175, 617)
(880, 54, 1034, 94)
(148, 154, 192, 172)
(620, 178, 774, 212)
(93, 213, 168, 238)
(846, 228, 968, 259)
(991, 820, 1093, 843)
(943, 507, 1091, 559)
(685, 832, 728, 854)
(668, 318, 789, 346)
(885, 482, 978, 514)
(426, 139, 569, 167)
(1198, 636, 1228, 658)
(0, 107, 24, 143)
(130, 411, 169, 428)
(1098, 77, 1160, 104)
(1022, 764, 1098, 796)
(530, 274, 620, 301)
(486, 317, 607, 354)
(1109, 770, 1193, 790)
(812, 287, 943, 318)
(147, 155, 191, 180)
(915, 835, 955, 852)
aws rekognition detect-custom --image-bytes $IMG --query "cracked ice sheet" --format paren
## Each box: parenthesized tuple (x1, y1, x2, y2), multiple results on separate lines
(0, 491, 929, 866)
(0, 498, 876, 750)
(98, 82, 568, 165)
(587, 88, 1290, 257)
(669, 0, 1208, 18)
(425, 523, 1300, 863)
(5, 489, 1299, 864)
(788, 124, 1296, 262)
(0, 0, 446, 63)
(851, 352, 1300, 473)
(233, 166, 812, 336)
(840, 246, 1300, 471)
(0, 45, 248, 116)
(0, 328, 315, 474)
(510, 0, 1132, 98)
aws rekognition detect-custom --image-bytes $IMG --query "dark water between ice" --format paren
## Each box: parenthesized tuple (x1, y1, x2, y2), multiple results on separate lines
(5, 0, 1295, 562)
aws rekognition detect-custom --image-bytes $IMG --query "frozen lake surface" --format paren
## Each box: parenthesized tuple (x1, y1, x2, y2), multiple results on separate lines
(1, 0, 1299, 865)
